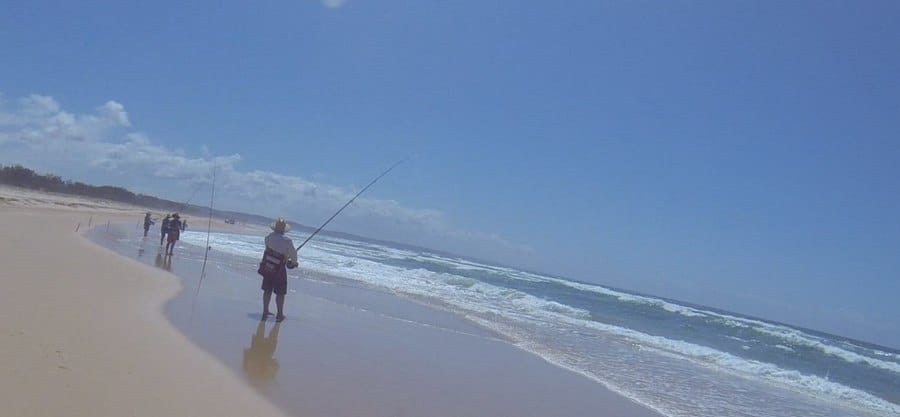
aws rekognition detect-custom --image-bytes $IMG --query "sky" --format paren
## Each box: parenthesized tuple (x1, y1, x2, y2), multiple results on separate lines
(1, 1, 899, 348)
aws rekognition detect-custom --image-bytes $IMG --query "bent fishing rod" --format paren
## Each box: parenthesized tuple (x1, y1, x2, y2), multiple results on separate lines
(296, 159, 404, 252)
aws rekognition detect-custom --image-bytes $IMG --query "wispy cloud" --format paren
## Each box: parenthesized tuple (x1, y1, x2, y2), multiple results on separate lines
(0, 92, 531, 263)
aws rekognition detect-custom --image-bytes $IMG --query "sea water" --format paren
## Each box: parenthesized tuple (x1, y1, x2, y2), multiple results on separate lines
(172, 230, 898, 417)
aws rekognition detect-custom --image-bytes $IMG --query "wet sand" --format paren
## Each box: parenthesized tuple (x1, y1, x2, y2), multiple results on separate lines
(89, 224, 664, 417)
(0, 206, 288, 417)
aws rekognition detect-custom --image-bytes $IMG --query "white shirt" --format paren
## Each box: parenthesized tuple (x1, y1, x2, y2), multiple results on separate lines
(265, 232, 298, 263)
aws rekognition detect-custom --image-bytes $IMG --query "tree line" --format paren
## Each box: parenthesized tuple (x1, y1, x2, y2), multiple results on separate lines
(0, 164, 284, 226)
(0, 164, 183, 211)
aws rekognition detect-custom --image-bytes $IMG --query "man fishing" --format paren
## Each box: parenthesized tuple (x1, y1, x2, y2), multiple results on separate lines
(258, 218, 298, 322)
(200, 161, 400, 324)
(165, 213, 181, 256)
(142, 212, 154, 237)
(159, 214, 171, 246)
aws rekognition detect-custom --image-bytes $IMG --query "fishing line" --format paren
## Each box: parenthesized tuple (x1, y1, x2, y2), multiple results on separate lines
(175, 181, 207, 213)
(296, 159, 404, 252)
(146, 179, 205, 222)
(188, 158, 402, 323)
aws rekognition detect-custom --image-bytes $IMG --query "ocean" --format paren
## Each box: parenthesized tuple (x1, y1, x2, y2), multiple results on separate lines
(171, 230, 899, 417)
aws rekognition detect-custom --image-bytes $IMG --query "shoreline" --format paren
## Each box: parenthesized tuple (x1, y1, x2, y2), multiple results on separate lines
(5, 188, 893, 417)
(135, 222, 899, 417)
(87, 221, 665, 417)
(0, 206, 289, 417)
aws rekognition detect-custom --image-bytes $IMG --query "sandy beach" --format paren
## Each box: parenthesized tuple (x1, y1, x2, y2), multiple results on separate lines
(1, 186, 663, 417)
(0, 189, 288, 417)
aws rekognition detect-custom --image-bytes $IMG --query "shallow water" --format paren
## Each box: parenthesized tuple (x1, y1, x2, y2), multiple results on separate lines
(87, 225, 662, 417)
(156, 227, 900, 417)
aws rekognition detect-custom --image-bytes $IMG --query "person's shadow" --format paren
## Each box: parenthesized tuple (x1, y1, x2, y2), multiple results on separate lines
(243, 320, 281, 389)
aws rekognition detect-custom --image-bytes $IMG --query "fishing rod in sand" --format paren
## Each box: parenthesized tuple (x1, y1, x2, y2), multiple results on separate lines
(189, 159, 402, 323)
(199, 162, 217, 278)
(190, 161, 217, 324)
(295, 159, 405, 252)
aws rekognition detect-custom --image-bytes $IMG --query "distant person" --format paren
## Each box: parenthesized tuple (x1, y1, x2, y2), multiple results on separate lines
(181, 218, 187, 231)
(142, 212, 154, 237)
(257, 218, 298, 322)
(165, 213, 182, 256)
(159, 214, 171, 245)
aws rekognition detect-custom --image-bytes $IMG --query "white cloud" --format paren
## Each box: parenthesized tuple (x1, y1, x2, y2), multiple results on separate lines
(0, 92, 531, 264)
(98, 101, 130, 127)
(1, 94, 131, 145)
(20, 94, 61, 115)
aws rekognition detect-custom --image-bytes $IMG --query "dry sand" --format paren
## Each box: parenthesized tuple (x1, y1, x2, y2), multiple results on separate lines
(0, 185, 268, 235)
(0, 190, 289, 417)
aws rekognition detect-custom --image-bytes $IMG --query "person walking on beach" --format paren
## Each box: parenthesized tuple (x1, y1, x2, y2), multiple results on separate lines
(159, 214, 171, 245)
(142, 212, 154, 237)
(165, 213, 181, 256)
(181, 218, 187, 231)
(257, 218, 298, 322)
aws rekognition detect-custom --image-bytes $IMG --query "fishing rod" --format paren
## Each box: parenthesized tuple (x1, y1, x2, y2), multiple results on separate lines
(296, 159, 404, 251)
(190, 161, 217, 324)
(175, 181, 207, 213)
(146, 181, 205, 225)
(198, 162, 217, 285)
(189, 158, 400, 323)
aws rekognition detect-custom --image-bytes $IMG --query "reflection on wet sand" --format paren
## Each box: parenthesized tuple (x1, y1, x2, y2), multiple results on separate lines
(154, 252, 172, 272)
(137, 237, 153, 258)
(243, 320, 281, 390)
(86, 226, 665, 417)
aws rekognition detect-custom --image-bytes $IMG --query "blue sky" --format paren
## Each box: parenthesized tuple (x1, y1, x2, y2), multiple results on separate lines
(2, 1, 899, 347)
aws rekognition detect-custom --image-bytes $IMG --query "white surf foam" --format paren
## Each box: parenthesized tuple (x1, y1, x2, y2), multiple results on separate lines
(179, 231, 900, 416)
(531, 273, 900, 376)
